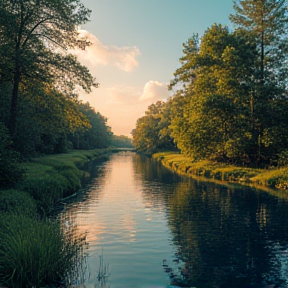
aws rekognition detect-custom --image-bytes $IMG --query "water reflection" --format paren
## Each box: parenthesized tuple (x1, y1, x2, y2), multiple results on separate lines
(59, 153, 288, 288)
(134, 155, 288, 287)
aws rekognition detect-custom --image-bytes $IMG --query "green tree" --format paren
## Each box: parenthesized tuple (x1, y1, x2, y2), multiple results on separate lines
(230, 0, 288, 85)
(229, 0, 288, 164)
(111, 135, 133, 148)
(69, 102, 112, 149)
(170, 24, 258, 162)
(0, 0, 97, 137)
(132, 101, 172, 155)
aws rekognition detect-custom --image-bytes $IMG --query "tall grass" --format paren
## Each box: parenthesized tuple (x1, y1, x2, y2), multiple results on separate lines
(0, 214, 87, 288)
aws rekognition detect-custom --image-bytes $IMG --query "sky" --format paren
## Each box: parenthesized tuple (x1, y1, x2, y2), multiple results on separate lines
(74, 0, 235, 136)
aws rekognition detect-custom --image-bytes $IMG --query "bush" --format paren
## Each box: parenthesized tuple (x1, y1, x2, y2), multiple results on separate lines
(0, 122, 24, 187)
(0, 215, 86, 288)
(0, 189, 37, 218)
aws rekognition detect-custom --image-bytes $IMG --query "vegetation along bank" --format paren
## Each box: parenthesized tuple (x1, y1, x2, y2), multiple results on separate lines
(0, 0, 130, 285)
(132, 0, 288, 193)
(153, 152, 288, 191)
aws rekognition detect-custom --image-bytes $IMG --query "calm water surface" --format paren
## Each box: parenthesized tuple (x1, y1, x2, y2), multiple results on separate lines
(59, 152, 288, 288)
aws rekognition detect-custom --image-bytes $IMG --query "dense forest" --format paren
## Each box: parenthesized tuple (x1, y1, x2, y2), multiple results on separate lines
(132, 0, 288, 167)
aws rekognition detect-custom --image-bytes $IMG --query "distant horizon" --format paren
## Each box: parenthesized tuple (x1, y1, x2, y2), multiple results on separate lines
(74, 0, 234, 136)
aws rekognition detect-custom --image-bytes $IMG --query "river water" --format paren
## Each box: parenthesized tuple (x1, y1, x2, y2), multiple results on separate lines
(58, 151, 288, 288)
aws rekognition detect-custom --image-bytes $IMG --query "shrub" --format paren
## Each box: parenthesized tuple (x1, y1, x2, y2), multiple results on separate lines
(0, 122, 24, 187)
(0, 214, 86, 288)
(0, 189, 37, 218)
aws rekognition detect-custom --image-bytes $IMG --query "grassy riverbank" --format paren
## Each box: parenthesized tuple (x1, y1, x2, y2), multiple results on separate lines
(0, 148, 112, 288)
(17, 148, 113, 214)
(152, 151, 288, 191)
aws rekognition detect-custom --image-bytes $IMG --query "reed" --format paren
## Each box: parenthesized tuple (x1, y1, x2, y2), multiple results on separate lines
(0, 214, 87, 288)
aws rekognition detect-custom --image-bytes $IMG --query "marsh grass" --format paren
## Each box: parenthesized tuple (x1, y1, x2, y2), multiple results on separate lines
(0, 214, 87, 288)
(153, 151, 288, 190)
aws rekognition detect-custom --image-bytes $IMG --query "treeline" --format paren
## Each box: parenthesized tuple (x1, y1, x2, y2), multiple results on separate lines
(133, 0, 288, 167)
(0, 0, 120, 188)
(0, 1, 114, 287)
(111, 134, 134, 148)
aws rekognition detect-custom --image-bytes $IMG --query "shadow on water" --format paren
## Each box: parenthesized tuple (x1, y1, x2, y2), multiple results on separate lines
(134, 154, 288, 288)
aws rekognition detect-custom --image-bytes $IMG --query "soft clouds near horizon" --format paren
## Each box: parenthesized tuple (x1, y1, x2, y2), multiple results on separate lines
(72, 30, 170, 136)
(79, 81, 170, 136)
(73, 30, 140, 72)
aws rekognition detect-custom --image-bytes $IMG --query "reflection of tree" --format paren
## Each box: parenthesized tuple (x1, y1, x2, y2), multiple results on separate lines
(167, 180, 288, 287)
(133, 154, 183, 214)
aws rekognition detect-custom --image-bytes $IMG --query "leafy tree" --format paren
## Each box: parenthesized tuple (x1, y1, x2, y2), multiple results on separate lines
(230, 0, 288, 86)
(132, 101, 176, 155)
(111, 135, 134, 148)
(229, 0, 288, 163)
(69, 102, 112, 149)
(0, 0, 97, 137)
(168, 34, 200, 91)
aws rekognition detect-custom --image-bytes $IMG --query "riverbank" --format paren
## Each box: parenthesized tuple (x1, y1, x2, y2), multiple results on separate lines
(15, 147, 113, 215)
(0, 148, 113, 287)
(152, 151, 288, 191)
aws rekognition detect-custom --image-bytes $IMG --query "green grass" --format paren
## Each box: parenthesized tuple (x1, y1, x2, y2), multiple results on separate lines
(0, 189, 37, 218)
(0, 214, 86, 288)
(0, 148, 112, 288)
(152, 151, 288, 191)
(15, 148, 112, 215)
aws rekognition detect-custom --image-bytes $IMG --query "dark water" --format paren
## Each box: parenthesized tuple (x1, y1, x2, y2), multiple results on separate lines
(59, 152, 288, 288)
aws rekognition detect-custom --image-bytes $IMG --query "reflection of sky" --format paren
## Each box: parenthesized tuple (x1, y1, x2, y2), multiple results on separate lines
(60, 152, 176, 288)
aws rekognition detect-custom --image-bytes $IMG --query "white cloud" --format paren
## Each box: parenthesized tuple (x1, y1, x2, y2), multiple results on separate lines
(72, 30, 140, 72)
(79, 81, 169, 136)
(140, 80, 169, 102)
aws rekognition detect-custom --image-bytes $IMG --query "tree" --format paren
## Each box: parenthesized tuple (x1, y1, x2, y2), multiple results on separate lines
(132, 101, 174, 155)
(229, 0, 288, 86)
(229, 0, 288, 163)
(0, 0, 97, 137)
(69, 102, 112, 149)
(168, 34, 200, 91)
(111, 135, 133, 148)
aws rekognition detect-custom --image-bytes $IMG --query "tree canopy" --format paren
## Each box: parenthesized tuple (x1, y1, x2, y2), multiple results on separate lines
(0, 0, 98, 136)
(133, 0, 288, 167)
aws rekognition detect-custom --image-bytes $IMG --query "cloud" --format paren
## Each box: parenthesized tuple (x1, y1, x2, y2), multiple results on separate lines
(73, 30, 140, 72)
(140, 80, 169, 102)
(78, 81, 170, 136)
(104, 81, 169, 106)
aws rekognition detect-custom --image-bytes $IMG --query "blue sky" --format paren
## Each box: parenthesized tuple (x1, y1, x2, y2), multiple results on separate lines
(75, 0, 235, 136)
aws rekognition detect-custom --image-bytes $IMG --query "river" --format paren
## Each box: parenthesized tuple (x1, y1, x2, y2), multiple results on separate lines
(58, 151, 288, 288)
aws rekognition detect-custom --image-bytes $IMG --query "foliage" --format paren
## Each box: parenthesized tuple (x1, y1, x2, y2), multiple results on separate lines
(0, 122, 24, 187)
(0, 0, 97, 137)
(69, 102, 112, 150)
(0, 214, 86, 288)
(0, 189, 37, 218)
(111, 134, 134, 148)
(134, 2, 288, 167)
(132, 101, 176, 155)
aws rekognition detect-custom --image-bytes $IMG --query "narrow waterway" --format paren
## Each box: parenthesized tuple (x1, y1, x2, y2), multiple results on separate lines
(59, 151, 288, 288)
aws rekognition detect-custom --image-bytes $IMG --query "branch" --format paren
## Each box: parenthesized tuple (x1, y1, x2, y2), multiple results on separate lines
(22, 16, 54, 48)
